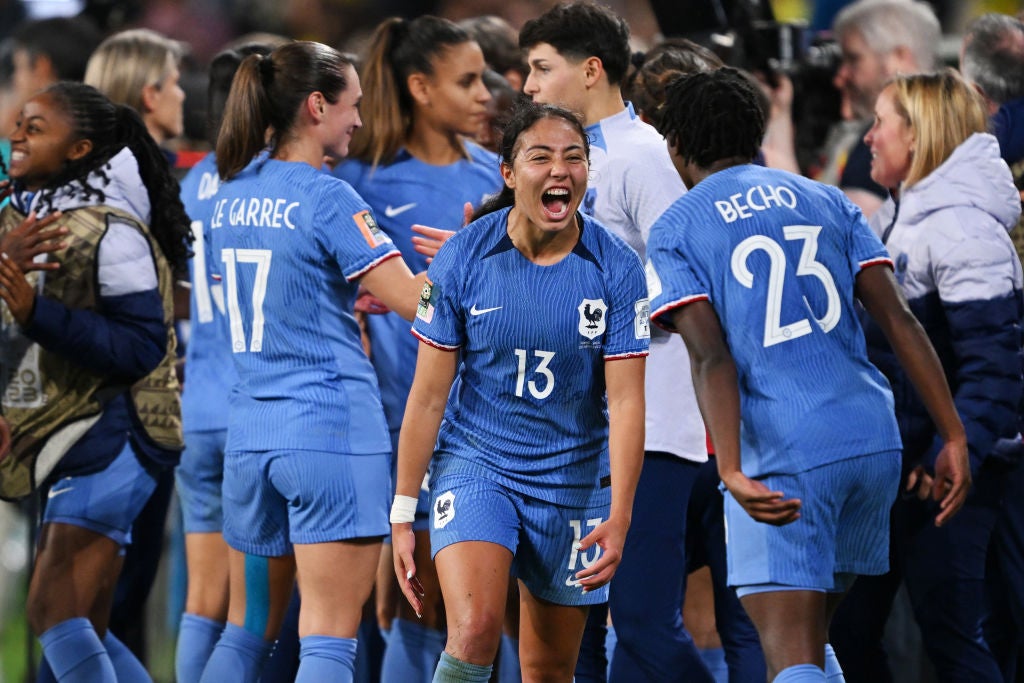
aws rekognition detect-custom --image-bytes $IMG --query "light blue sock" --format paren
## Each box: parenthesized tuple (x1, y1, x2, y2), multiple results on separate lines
(295, 635, 357, 682)
(699, 647, 728, 683)
(39, 617, 116, 683)
(498, 634, 521, 683)
(433, 651, 493, 683)
(199, 622, 273, 683)
(823, 644, 845, 682)
(176, 614, 224, 683)
(775, 663, 827, 682)
(604, 623, 616, 681)
(381, 617, 446, 682)
(103, 631, 152, 682)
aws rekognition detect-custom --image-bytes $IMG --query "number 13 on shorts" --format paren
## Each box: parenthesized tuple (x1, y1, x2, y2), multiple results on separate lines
(566, 517, 603, 586)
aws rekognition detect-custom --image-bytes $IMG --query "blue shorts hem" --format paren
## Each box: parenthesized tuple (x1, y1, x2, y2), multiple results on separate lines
(46, 515, 130, 546)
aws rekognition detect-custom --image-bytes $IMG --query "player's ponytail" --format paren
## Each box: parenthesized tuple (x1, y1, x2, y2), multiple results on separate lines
(216, 54, 271, 180)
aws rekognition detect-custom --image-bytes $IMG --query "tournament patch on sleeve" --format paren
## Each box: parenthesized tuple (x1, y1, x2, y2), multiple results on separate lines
(353, 209, 391, 248)
(634, 298, 651, 340)
(416, 278, 438, 323)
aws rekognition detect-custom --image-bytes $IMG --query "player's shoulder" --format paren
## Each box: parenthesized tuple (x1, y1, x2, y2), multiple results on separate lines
(579, 212, 642, 265)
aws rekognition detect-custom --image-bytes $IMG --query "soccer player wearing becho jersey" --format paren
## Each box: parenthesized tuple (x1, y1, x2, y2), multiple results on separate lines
(333, 17, 501, 679)
(197, 42, 429, 683)
(391, 102, 647, 683)
(646, 68, 970, 683)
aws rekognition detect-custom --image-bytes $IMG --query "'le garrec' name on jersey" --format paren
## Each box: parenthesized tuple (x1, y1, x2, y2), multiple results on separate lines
(716, 184, 799, 224)
(210, 196, 300, 230)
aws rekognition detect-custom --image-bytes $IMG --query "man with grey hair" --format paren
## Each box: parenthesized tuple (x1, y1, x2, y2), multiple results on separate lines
(828, 0, 940, 217)
(961, 13, 1024, 166)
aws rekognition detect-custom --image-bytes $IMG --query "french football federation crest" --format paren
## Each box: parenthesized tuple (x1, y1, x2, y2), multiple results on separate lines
(434, 490, 455, 529)
(578, 298, 607, 339)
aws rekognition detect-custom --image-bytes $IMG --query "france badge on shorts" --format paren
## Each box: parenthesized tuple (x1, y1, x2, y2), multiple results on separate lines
(434, 490, 455, 529)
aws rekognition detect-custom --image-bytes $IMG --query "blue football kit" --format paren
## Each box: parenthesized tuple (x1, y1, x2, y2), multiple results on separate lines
(209, 156, 397, 554)
(647, 164, 903, 592)
(412, 207, 649, 603)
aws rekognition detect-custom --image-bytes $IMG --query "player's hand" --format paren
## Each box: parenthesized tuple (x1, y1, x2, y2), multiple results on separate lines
(411, 225, 457, 263)
(574, 514, 629, 592)
(0, 210, 67, 272)
(392, 522, 425, 618)
(929, 437, 971, 527)
(0, 416, 10, 462)
(722, 470, 801, 525)
(0, 252, 36, 326)
(355, 286, 390, 315)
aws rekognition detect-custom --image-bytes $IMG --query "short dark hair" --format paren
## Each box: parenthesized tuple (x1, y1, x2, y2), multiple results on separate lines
(12, 16, 103, 82)
(657, 67, 765, 169)
(519, 2, 631, 86)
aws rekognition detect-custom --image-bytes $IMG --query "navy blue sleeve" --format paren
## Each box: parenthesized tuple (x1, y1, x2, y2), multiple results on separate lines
(926, 293, 1024, 473)
(24, 288, 167, 382)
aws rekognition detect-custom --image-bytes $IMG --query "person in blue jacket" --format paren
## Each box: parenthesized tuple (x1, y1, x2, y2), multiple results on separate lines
(830, 69, 1024, 682)
(0, 81, 191, 683)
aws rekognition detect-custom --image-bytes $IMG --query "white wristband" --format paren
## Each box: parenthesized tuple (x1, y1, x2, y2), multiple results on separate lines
(390, 494, 418, 524)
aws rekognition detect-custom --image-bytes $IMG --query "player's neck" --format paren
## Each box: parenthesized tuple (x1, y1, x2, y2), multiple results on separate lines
(507, 209, 580, 265)
(692, 157, 752, 185)
(405, 121, 467, 166)
(582, 87, 626, 127)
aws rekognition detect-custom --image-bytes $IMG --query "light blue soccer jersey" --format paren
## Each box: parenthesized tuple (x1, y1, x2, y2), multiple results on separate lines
(334, 144, 501, 432)
(209, 157, 396, 455)
(412, 208, 650, 507)
(180, 152, 237, 433)
(647, 164, 902, 477)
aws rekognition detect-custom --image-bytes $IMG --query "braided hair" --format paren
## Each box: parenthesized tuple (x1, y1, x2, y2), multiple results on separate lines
(656, 67, 766, 170)
(35, 82, 193, 276)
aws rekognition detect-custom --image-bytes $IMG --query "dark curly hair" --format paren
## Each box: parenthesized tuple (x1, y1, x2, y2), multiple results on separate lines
(27, 82, 193, 275)
(656, 67, 766, 169)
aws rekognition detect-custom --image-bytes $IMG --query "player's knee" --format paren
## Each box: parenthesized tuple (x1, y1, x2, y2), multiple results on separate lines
(445, 609, 503, 661)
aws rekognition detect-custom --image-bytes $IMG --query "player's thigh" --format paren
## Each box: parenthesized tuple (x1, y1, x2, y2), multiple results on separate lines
(293, 538, 382, 638)
(517, 579, 588, 683)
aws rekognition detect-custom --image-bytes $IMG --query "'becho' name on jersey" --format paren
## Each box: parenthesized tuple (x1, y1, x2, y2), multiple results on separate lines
(715, 184, 798, 224)
(210, 196, 300, 230)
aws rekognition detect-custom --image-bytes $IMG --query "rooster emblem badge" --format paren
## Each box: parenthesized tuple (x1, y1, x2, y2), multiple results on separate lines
(577, 299, 607, 339)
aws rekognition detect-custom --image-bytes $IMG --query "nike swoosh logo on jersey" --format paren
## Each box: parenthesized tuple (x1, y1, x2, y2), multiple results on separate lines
(47, 486, 75, 499)
(470, 304, 503, 316)
(384, 202, 417, 217)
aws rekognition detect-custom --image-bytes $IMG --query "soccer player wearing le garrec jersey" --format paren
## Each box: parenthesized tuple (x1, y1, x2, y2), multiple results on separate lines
(197, 41, 428, 683)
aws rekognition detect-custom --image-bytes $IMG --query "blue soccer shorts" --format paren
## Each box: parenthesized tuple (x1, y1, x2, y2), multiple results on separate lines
(175, 429, 227, 534)
(222, 449, 391, 556)
(43, 439, 159, 547)
(724, 450, 900, 597)
(429, 471, 611, 606)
